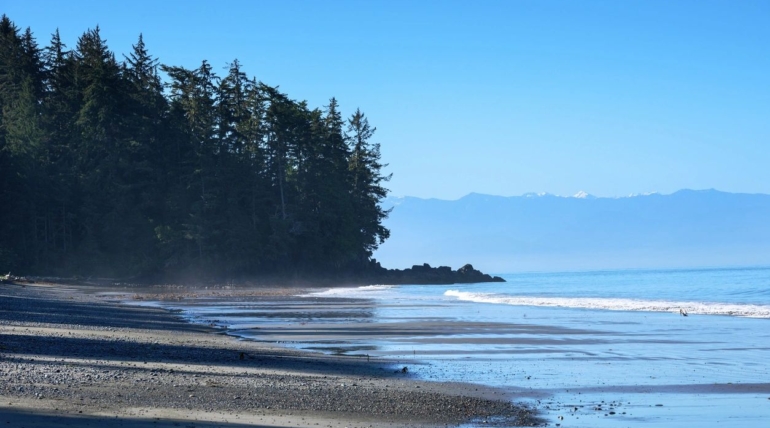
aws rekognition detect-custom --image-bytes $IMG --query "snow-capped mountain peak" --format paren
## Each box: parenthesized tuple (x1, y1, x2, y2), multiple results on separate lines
(572, 190, 595, 199)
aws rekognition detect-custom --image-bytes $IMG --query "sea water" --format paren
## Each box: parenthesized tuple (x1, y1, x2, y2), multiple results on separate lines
(138, 267, 770, 427)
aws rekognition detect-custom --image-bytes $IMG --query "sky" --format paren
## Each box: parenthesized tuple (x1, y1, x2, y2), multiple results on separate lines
(4, 0, 770, 200)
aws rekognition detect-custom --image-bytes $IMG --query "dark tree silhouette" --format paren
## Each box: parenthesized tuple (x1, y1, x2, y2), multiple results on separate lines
(0, 15, 391, 279)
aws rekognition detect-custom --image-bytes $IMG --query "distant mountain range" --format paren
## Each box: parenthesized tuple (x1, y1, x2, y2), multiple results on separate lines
(373, 189, 770, 272)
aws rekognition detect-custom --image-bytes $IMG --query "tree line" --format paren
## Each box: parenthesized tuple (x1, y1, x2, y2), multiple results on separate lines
(0, 15, 391, 279)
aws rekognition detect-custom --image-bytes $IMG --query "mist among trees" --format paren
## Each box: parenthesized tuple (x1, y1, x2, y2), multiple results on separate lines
(0, 15, 391, 278)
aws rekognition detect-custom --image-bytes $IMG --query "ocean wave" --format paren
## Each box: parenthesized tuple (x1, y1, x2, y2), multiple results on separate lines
(443, 290, 770, 318)
(301, 284, 396, 297)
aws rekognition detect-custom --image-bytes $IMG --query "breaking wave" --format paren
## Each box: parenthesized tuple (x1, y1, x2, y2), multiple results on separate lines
(302, 284, 396, 297)
(444, 290, 770, 318)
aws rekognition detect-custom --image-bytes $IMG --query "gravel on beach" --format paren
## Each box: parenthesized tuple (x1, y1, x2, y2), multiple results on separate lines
(0, 282, 542, 427)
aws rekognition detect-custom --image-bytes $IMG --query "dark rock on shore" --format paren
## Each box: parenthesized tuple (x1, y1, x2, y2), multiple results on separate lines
(361, 261, 505, 285)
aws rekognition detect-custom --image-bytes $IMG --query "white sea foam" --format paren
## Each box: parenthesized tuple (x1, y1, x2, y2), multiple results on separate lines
(444, 290, 770, 318)
(302, 284, 395, 297)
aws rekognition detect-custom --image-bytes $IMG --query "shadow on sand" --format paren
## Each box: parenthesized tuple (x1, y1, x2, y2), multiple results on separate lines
(0, 284, 395, 378)
(0, 407, 298, 428)
(0, 288, 206, 332)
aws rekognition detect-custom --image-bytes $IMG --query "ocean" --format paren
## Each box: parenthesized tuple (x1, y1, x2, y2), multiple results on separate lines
(136, 267, 770, 427)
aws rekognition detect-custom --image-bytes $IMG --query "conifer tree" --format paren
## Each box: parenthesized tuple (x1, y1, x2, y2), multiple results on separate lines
(0, 15, 26, 269)
(41, 29, 81, 267)
(120, 33, 168, 272)
(347, 109, 391, 265)
(161, 61, 220, 268)
(71, 26, 133, 272)
(0, 17, 47, 270)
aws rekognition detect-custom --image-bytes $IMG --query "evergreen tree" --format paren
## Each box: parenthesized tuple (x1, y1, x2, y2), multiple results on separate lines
(347, 109, 391, 265)
(0, 17, 46, 270)
(161, 61, 220, 269)
(71, 26, 134, 273)
(0, 15, 26, 269)
(120, 33, 169, 272)
(237, 78, 272, 271)
(40, 29, 80, 268)
(214, 61, 267, 272)
(301, 98, 357, 269)
(261, 85, 305, 267)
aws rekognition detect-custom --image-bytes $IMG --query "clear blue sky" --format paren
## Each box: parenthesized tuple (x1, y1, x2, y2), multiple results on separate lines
(5, 0, 769, 199)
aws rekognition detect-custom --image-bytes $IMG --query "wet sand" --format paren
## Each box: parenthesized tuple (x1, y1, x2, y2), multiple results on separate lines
(0, 282, 540, 427)
(181, 286, 770, 427)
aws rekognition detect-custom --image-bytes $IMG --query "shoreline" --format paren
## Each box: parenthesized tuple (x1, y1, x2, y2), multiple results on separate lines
(1, 260, 505, 290)
(0, 281, 541, 427)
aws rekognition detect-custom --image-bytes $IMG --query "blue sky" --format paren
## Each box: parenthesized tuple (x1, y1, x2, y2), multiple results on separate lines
(5, 0, 769, 199)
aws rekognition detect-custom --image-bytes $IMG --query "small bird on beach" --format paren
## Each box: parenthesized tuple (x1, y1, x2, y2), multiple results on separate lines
(679, 308, 688, 317)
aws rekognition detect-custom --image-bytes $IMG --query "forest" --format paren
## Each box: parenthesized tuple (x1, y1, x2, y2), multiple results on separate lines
(0, 15, 392, 279)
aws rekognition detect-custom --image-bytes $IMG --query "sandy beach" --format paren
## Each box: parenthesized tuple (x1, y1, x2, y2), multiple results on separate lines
(0, 281, 540, 428)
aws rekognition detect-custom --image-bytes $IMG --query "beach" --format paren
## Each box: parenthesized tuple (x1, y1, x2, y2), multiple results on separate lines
(129, 268, 770, 427)
(3, 267, 769, 427)
(0, 281, 539, 428)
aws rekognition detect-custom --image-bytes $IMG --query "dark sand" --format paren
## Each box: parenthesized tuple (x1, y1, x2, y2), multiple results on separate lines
(0, 281, 541, 427)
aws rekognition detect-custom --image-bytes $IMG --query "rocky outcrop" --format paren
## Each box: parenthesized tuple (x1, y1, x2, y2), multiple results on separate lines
(362, 261, 505, 285)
